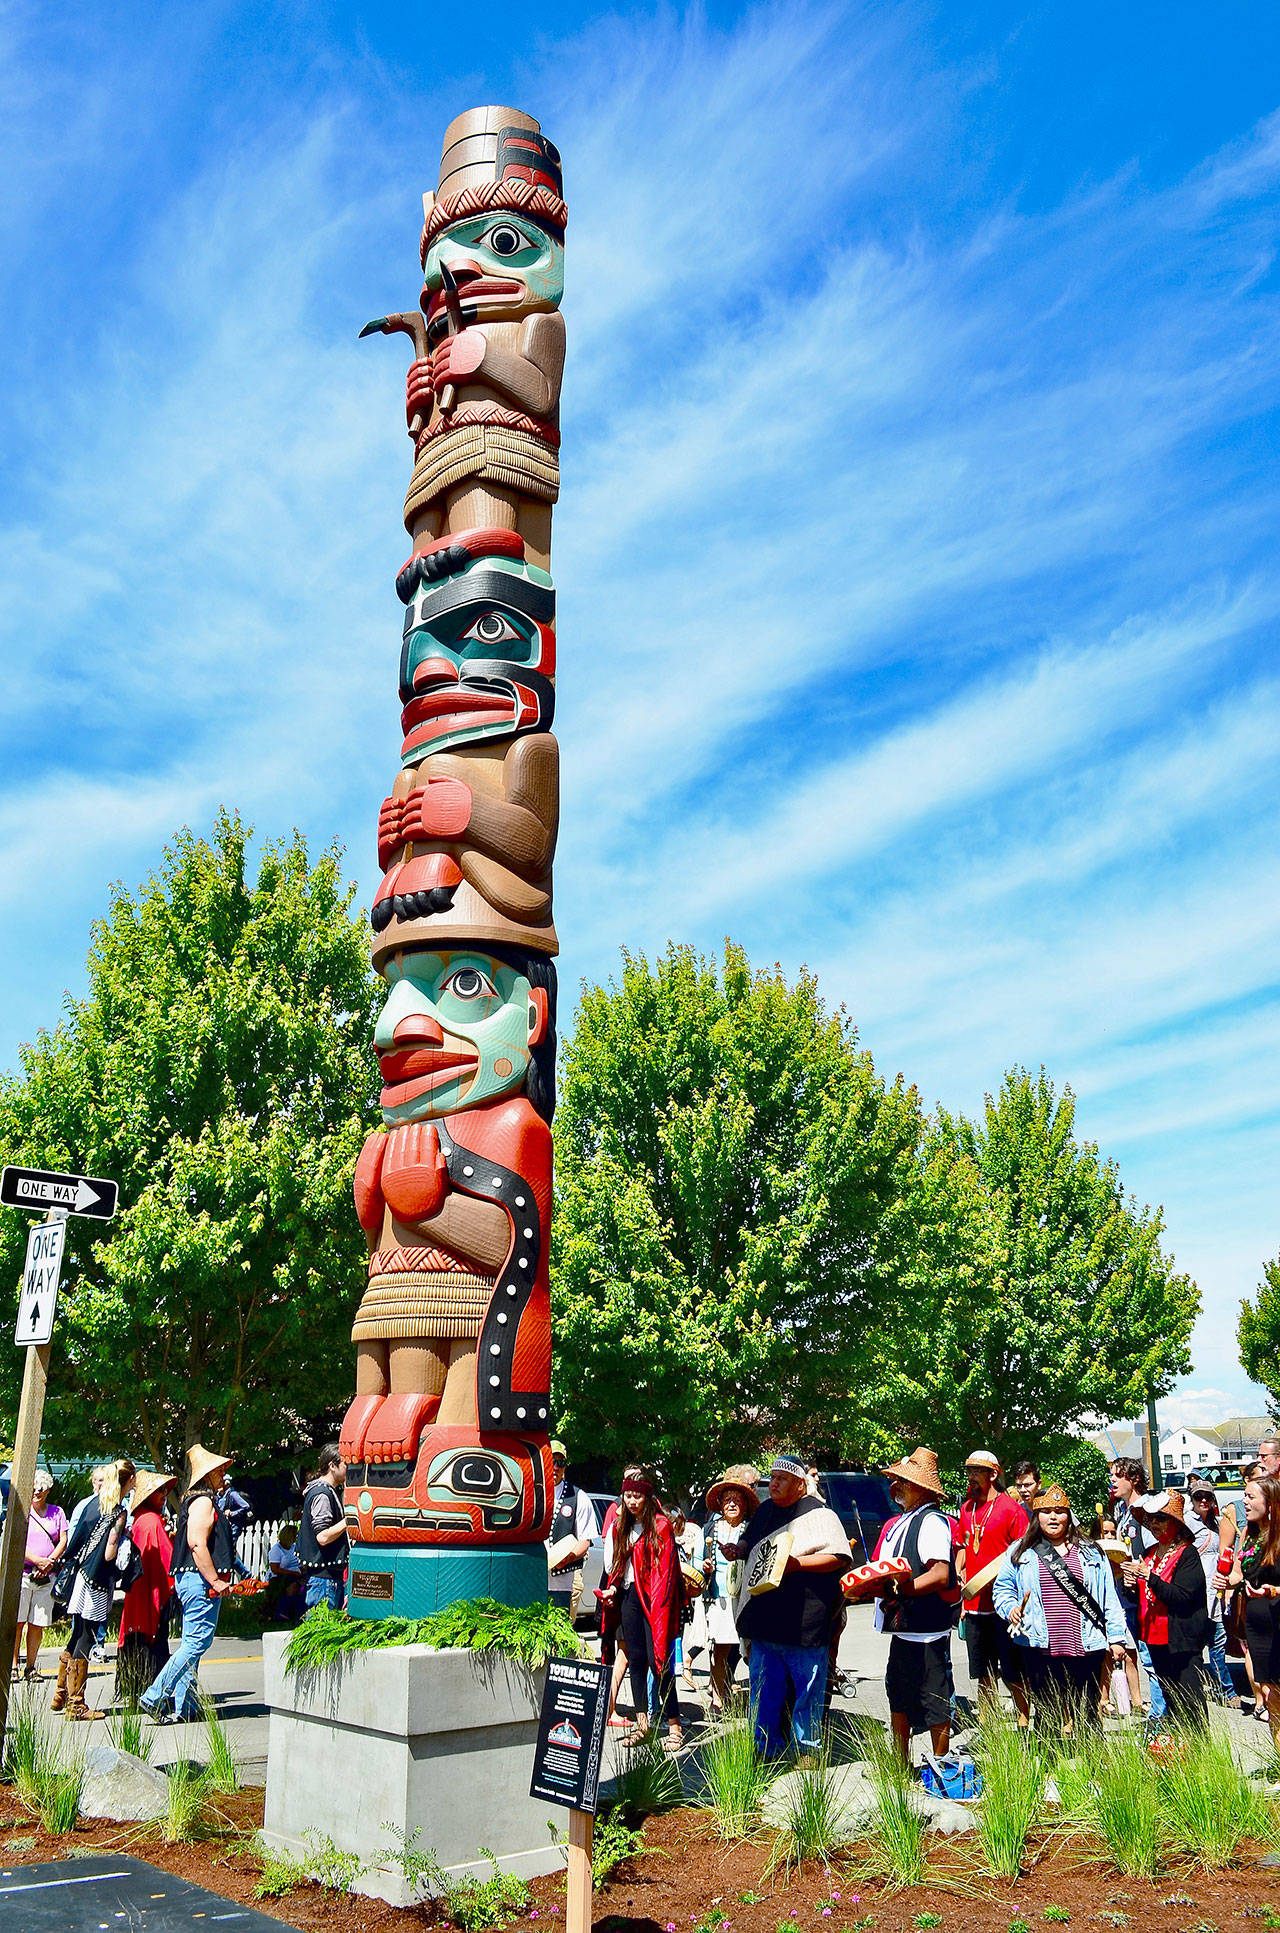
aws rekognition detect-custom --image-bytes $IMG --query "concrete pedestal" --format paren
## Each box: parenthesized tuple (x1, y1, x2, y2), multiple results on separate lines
(261, 1631, 563, 1906)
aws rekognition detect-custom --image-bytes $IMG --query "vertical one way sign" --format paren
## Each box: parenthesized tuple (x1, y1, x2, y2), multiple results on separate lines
(15, 1221, 66, 1346)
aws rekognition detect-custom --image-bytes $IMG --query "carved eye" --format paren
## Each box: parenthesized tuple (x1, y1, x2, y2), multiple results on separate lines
(482, 223, 527, 257)
(462, 611, 521, 646)
(445, 965, 495, 1000)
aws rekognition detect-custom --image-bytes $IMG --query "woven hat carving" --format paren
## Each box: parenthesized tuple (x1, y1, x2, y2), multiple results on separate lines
(706, 1463, 761, 1517)
(186, 1443, 234, 1489)
(881, 1447, 945, 1498)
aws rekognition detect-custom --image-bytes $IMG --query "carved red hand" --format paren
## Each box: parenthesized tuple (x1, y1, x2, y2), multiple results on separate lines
(377, 795, 406, 868)
(405, 358, 435, 428)
(406, 777, 473, 840)
(382, 1121, 449, 1224)
(430, 330, 486, 392)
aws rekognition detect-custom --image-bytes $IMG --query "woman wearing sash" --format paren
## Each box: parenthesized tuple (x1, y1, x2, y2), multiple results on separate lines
(993, 1482, 1128, 1732)
(1125, 1491, 1210, 1725)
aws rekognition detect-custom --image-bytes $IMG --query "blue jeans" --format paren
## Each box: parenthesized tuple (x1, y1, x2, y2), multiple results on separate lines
(1207, 1622, 1236, 1699)
(142, 1572, 222, 1719)
(1123, 1600, 1167, 1720)
(749, 1639, 828, 1758)
(304, 1574, 344, 1612)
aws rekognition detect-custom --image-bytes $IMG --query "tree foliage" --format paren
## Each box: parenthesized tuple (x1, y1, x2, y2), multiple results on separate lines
(0, 813, 377, 1471)
(1238, 1256, 1280, 1412)
(876, 1068, 1199, 1467)
(550, 942, 923, 1490)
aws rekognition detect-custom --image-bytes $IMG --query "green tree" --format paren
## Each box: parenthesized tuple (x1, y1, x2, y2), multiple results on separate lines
(550, 942, 923, 1491)
(0, 813, 377, 1472)
(876, 1068, 1199, 1468)
(1238, 1256, 1280, 1410)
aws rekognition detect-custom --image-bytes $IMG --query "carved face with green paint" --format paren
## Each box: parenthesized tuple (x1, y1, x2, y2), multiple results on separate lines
(422, 213, 563, 323)
(375, 949, 548, 1123)
(399, 551, 555, 763)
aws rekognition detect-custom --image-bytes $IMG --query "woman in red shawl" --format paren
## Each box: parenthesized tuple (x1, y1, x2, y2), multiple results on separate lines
(116, 1471, 176, 1704)
(600, 1465, 683, 1749)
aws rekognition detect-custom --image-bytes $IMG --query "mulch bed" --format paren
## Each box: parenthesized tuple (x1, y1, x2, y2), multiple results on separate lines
(0, 1787, 1274, 1932)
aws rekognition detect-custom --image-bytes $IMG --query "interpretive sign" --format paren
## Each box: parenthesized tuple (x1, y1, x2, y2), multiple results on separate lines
(529, 1656, 609, 1813)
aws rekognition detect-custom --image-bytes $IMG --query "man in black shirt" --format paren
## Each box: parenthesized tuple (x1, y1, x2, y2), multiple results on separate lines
(727, 1453, 851, 1759)
(296, 1445, 350, 1610)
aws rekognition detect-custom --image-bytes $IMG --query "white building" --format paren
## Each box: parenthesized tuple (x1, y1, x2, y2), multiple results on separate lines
(1159, 1425, 1222, 1474)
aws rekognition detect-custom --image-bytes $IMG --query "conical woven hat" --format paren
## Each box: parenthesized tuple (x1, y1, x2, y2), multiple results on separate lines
(132, 1470, 177, 1512)
(706, 1464, 760, 1516)
(881, 1446, 945, 1498)
(187, 1443, 233, 1490)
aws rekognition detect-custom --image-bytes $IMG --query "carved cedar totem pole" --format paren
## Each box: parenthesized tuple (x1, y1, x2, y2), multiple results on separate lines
(339, 108, 564, 1616)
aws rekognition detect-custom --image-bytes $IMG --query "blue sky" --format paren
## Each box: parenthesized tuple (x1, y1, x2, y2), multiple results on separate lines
(2, 2, 1277, 1432)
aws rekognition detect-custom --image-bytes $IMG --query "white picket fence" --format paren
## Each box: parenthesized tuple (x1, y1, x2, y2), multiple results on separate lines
(238, 1517, 285, 1580)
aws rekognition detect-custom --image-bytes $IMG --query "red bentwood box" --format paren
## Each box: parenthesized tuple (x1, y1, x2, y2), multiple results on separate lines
(841, 1556, 912, 1601)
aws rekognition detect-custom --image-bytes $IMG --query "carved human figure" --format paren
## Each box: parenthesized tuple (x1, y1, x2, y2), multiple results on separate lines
(340, 944, 554, 1471)
(370, 527, 558, 956)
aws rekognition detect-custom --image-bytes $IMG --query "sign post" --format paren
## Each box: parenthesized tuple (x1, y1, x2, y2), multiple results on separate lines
(530, 1656, 610, 1933)
(0, 1166, 116, 1756)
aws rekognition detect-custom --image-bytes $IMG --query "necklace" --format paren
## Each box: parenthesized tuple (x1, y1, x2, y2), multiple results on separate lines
(968, 1496, 997, 1555)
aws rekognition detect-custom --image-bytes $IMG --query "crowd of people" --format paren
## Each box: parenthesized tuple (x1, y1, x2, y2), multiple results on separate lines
(10, 1440, 350, 1724)
(551, 1435, 1280, 1762)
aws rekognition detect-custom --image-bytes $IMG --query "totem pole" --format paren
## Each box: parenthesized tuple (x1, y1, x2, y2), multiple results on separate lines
(339, 108, 565, 1617)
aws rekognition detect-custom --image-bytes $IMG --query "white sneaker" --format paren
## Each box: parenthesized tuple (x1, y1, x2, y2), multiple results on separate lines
(89, 1645, 106, 1664)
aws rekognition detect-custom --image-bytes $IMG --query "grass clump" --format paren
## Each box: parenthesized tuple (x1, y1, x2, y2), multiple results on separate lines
(765, 1744, 845, 1877)
(974, 1710, 1047, 1877)
(698, 1710, 772, 1840)
(107, 1704, 155, 1764)
(856, 1734, 929, 1891)
(5, 1687, 84, 1834)
(162, 1760, 214, 1844)
(1155, 1727, 1274, 1870)
(253, 1840, 306, 1899)
(611, 1724, 683, 1815)
(1087, 1730, 1163, 1879)
(285, 1597, 581, 1674)
(199, 1693, 240, 1794)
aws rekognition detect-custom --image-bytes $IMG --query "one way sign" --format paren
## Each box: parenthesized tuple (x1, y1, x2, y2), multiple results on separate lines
(1, 1165, 117, 1221)
(16, 1220, 66, 1346)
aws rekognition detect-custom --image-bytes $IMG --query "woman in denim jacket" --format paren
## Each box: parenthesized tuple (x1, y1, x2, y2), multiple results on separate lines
(993, 1482, 1129, 1731)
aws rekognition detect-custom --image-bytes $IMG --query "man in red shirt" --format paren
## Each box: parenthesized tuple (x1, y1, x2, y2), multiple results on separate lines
(959, 1450, 1028, 1720)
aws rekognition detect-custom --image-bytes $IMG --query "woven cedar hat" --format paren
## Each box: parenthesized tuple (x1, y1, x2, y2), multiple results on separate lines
(1134, 1488, 1189, 1526)
(964, 1449, 1002, 1473)
(706, 1464, 760, 1517)
(187, 1443, 234, 1490)
(881, 1447, 945, 1499)
(422, 107, 567, 261)
(1033, 1483, 1072, 1511)
(132, 1470, 177, 1512)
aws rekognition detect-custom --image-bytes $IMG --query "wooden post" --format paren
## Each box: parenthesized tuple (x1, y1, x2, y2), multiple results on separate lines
(0, 1335, 52, 1753)
(565, 1807, 593, 1933)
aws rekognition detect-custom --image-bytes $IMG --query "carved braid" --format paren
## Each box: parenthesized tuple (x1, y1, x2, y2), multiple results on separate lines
(421, 181, 568, 260)
(415, 404, 561, 454)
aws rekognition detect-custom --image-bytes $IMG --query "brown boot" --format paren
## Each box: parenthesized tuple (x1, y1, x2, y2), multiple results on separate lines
(48, 1651, 71, 1712)
(65, 1657, 105, 1721)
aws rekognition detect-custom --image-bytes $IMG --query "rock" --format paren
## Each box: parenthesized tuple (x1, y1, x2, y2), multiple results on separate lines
(80, 1744, 173, 1822)
(762, 1760, 975, 1844)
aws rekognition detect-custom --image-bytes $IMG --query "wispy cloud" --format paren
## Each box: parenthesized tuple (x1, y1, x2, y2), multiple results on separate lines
(0, 1, 1275, 1417)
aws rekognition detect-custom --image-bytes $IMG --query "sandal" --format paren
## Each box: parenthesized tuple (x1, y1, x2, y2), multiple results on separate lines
(22, 1666, 41, 1682)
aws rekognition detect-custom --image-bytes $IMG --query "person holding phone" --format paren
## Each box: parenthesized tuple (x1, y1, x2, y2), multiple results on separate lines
(1229, 1473, 1280, 1753)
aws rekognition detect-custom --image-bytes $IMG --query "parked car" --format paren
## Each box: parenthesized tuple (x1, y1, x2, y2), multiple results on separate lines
(815, 1470, 897, 1565)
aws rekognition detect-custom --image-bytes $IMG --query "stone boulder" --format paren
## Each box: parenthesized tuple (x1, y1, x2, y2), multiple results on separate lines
(762, 1760, 975, 1843)
(80, 1744, 173, 1822)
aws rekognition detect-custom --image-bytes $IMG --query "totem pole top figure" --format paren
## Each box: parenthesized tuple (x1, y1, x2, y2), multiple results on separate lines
(364, 107, 566, 576)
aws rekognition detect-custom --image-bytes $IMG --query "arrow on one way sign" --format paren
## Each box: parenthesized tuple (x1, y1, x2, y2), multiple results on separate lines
(1, 1165, 117, 1221)
(15, 1220, 66, 1346)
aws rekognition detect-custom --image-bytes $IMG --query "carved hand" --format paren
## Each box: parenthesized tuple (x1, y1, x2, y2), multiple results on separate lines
(382, 1122, 449, 1223)
(430, 330, 487, 392)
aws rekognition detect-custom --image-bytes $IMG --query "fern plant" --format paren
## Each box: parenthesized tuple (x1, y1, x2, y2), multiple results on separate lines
(285, 1598, 582, 1673)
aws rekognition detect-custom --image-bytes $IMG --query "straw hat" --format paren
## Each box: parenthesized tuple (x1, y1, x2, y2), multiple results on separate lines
(964, 1449, 1002, 1473)
(132, 1470, 177, 1512)
(1134, 1488, 1187, 1524)
(881, 1447, 945, 1499)
(187, 1442, 234, 1489)
(706, 1463, 760, 1516)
